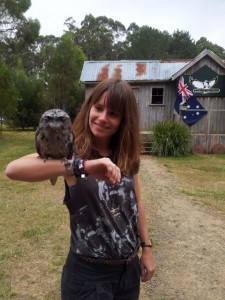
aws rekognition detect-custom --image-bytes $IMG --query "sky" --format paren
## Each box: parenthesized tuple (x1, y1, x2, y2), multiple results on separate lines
(25, 0, 225, 49)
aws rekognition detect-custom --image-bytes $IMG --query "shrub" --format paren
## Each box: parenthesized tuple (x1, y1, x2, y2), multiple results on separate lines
(151, 120, 192, 156)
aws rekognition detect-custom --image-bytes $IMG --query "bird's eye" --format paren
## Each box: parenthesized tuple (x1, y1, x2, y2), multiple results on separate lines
(59, 116, 68, 121)
(43, 116, 52, 121)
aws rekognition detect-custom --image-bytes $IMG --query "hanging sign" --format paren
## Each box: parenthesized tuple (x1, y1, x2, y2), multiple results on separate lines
(183, 65, 225, 96)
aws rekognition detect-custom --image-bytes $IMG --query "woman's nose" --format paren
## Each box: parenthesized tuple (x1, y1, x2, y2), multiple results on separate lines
(99, 110, 107, 122)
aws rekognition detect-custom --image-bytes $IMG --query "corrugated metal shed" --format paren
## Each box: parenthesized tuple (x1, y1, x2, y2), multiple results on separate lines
(80, 60, 190, 83)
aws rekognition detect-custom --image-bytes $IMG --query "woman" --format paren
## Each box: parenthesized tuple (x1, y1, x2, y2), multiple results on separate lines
(5, 78, 155, 299)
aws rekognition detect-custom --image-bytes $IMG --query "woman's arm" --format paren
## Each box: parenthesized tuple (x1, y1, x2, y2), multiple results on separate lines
(5, 153, 67, 182)
(5, 154, 121, 185)
(134, 174, 156, 282)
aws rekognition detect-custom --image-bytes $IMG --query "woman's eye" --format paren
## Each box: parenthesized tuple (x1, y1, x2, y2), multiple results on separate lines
(110, 111, 119, 117)
(94, 105, 102, 111)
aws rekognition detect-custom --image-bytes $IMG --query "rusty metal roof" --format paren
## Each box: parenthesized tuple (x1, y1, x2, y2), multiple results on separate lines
(80, 60, 190, 83)
(80, 50, 225, 83)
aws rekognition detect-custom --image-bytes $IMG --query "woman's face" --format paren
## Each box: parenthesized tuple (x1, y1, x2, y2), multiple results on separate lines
(89, 93, 122, 144)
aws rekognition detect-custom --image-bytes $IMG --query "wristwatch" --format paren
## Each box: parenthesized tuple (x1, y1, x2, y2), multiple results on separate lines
(140, 238, 153, 248)
(64, 157, 87, 179)
(72, 157, 87, 179)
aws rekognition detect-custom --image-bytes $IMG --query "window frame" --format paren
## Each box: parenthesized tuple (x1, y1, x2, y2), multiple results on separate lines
(150, 87, 164, 105)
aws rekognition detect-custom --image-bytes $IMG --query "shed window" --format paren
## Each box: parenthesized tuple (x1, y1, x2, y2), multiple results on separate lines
(151, 88, 164, 104)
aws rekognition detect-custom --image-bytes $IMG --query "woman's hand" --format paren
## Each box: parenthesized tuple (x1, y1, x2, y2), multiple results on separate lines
(140, 247, 156, 282)
(84, 157, 121, 185)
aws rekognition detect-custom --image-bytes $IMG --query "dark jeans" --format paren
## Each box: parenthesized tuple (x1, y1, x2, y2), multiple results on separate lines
(61, 250, 141, 300)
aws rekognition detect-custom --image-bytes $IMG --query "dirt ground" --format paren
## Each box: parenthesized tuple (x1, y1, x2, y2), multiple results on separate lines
(139, 156, 225, 300)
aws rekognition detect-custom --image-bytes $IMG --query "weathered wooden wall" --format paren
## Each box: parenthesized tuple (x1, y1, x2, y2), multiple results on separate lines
(131, 82, 176, 130)
(182, 56, 225, 153)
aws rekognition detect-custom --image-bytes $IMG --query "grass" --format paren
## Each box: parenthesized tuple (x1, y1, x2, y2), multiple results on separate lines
(156, 154, 225, 214)
(1, 130, 225, 299)
(0, 130, 70, 299)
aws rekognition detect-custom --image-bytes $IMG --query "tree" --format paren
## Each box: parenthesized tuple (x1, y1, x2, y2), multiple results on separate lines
(3, 18, 41, 71)
(12, 60, 45, 129)
(45, 33, 86, 111)
(0, 0, 40, 72)
(0, 58, 18, 131)
(168, 30, 198, 59)
(0, 0, 31, 41)
(124, 25, 171, 59)
(65, 14, 126, 60)
(32, 34, 60, 81)
(196, 37, 225, 59)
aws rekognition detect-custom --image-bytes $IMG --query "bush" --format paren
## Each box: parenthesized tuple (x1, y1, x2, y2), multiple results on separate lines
(151, 120, 192, 156)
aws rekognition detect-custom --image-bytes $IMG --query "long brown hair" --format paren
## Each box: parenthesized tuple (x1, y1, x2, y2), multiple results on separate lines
(73, 78, 141, 175)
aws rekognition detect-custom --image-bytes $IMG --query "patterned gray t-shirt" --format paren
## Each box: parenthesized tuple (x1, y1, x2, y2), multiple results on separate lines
(64, 174, 139, 259)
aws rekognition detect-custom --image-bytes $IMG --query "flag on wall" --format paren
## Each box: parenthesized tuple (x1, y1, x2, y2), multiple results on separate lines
(174, 76, 207, 126)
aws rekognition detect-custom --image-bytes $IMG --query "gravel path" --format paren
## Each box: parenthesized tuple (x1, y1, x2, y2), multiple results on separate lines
(139, 156, 225, 300)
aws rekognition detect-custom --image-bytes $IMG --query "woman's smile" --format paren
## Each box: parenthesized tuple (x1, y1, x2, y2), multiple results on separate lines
(94, 122, 109, 130)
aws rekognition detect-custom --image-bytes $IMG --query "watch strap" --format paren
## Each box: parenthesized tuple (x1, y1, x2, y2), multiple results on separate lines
(141, 239, 153, 248)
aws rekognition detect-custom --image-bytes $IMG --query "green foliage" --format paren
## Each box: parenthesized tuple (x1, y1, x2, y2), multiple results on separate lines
(12, 60, 45, 129)
(0, 0, 31, 19)
(168, 30, 198, 59)
(45, 33, 86, 110)
(124, 26, 171, 59)
(196, 37, 225, 59)
(0, 59, 18, 123)
(0, 0, 31, 42)
(66, 14, 126, 60)
(151, 120, 192, 157)
(2, 18, 40, 71)
(16, 18, 40, 45)
(66, 83, 85, 121)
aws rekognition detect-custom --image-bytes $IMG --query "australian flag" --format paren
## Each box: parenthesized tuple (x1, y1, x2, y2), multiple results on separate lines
(174, 76, 207, 126)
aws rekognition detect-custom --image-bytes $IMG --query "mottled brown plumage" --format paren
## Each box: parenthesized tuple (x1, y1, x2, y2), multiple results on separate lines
(35, 109, 74, 184)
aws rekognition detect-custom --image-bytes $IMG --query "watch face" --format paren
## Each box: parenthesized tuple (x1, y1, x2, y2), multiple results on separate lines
(73, 158, 84, 177)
